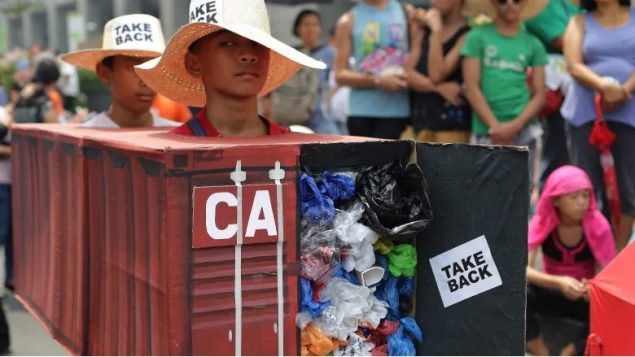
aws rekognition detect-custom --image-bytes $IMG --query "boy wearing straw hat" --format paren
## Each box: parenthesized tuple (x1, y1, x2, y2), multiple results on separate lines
(61, 14, 178, 128)
(135, 0, 326, 137)
(462, 0, 548, 147)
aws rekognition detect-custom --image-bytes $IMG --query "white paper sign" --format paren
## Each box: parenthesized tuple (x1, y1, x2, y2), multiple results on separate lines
(429, 235, 502, 308)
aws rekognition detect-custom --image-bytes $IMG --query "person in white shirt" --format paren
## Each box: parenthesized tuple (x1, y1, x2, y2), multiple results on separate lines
(59, 14, 178, 128)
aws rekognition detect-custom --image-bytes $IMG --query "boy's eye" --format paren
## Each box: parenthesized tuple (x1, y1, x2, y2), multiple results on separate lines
(220, 41, 235, 47)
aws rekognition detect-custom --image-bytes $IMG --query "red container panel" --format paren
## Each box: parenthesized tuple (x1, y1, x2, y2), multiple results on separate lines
(11, 125, 88, 355)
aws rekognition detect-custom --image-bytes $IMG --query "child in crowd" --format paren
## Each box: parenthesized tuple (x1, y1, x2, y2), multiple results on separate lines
(406, 0, 472, 144)
(60, 14, 177, 128)
(135, 0, 325, 137)
(462, 0, 547, 146)
(526, 165, 616, 356)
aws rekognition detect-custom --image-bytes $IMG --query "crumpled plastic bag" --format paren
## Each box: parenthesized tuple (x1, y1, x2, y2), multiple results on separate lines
(334, 333, 375, 356)
(374, 237, 394, 255)
(301, 173, 336, 226)
(342, 238, 378, 273)
(300, 278, 331, 319)
(301, 247, 339, 284)
(301, 225, 337, 252)
(356, 160, 433, 238)
(316, 278, 388, 340)
(387, 244, 417, 277)
(334, 203, 379, 272)
(301, 323, 336, 356)
(333, 202, 376, 245)
(387, 317, 423, 356)
(319, 171, 356, 202)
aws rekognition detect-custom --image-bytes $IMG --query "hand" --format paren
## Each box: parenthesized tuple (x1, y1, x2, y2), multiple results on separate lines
(424, 9, 443, 32)
(489, 121, 522, 145)
(415, 8, 427, 25)
(376, 73, 408, 92)
(600, 81, 630, 112)
(558, 276, 585, 301)
(436, 82, 464, 106)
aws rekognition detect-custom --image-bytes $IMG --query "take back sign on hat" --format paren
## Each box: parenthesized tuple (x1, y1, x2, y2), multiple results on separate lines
(60, 14, 166, 72)
(135, 0, 326, 108)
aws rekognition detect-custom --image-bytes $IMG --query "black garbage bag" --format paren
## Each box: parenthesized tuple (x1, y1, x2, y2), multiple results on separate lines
(356, 159, 432, 238)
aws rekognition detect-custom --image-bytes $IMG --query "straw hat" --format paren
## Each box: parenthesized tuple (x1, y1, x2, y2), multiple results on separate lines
(463, 0, 549, 20)
(61, 14, 165, 72)
(135, 0, 326, 108)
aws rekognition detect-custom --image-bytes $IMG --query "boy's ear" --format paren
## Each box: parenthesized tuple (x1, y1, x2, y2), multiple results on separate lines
(95, 62, 111, 86)
(185, 51, 202, 79)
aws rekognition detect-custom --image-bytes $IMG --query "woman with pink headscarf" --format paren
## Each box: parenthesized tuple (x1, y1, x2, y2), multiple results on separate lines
(525, 165, 616, 356)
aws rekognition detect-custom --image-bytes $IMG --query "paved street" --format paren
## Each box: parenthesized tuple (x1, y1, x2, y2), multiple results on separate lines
(0, 247, 67, 356)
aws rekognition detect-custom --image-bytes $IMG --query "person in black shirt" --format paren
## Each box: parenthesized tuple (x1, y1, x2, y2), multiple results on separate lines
(406, 0, 472, 143)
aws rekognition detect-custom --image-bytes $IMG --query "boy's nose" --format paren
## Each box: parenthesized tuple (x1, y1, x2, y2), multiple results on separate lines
(239, 51, 258, 63)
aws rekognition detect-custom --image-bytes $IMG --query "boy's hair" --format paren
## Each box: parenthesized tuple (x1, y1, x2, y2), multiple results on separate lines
(188, 30, 231, 54)
(581, 0, 630, 10)
(293, 9, 321, 38)
(101, 56, 115, 69)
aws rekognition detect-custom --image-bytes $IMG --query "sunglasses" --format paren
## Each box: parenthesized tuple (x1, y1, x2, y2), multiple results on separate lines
(496, 0, 523, 4)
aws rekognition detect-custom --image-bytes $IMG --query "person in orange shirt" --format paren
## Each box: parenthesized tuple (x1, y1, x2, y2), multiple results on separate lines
(152, 93, 192, 122)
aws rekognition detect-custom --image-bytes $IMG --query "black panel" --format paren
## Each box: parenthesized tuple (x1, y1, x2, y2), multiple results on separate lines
(299, 140, 412, 173)
(415, 143, 528, 355)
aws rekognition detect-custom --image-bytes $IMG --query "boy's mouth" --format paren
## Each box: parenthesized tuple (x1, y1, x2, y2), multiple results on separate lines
(235, 71, 261, 80)
(136, 93, 155, 103)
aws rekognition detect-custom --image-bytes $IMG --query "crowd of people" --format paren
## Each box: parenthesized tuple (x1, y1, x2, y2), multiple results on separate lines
(0, 0, 631, 355)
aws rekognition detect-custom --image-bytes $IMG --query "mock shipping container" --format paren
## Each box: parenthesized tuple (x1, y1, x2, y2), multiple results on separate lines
(11, 124, 529, 355)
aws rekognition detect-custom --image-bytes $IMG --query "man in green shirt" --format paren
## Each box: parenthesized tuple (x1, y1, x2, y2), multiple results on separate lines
(462, 0, 548, 145)
(525, 0, 580, 191)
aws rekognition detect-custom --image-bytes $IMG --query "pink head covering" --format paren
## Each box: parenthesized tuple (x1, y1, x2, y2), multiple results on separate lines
(528, 165, 616, 267)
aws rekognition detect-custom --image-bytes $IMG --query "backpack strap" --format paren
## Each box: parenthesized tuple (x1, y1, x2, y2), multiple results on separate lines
(186, 118, 208, 137)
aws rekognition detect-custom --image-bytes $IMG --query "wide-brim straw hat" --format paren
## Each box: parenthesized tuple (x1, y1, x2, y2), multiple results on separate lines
(60, 14, 166, 72)
(135, 0, 326, 108)
(463, 0, 549, 20)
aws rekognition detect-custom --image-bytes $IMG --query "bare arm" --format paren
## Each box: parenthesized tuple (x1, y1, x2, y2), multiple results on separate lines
(334, 12, 375, 88)
(405, 19, 435, 92)
(526, 249, 561, 290)
(513, 66, 546, 128)
(622, 72, 635, 95)
(463, 57, 498, 128)
(527, 249, 586, 300)
(564, 15, 605, 91)
(428, 19, 467, 84)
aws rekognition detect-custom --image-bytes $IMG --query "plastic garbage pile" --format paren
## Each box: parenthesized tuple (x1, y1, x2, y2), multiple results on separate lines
(298, 161, 432, 356)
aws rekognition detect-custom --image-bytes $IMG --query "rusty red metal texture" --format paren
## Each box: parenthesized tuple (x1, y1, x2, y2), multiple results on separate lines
(11, 124, 88, 355)
(11, 124, 372, 355)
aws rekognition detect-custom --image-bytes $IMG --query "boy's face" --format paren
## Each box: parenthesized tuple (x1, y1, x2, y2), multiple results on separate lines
(186, 31, 270, 100)
(97, 56, 157, 114)
(492, 0, 524, 23)
(553, 189, 591, 223)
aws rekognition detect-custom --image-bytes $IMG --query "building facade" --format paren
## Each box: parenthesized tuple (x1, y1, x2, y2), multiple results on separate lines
(0, 0, 355, 54)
